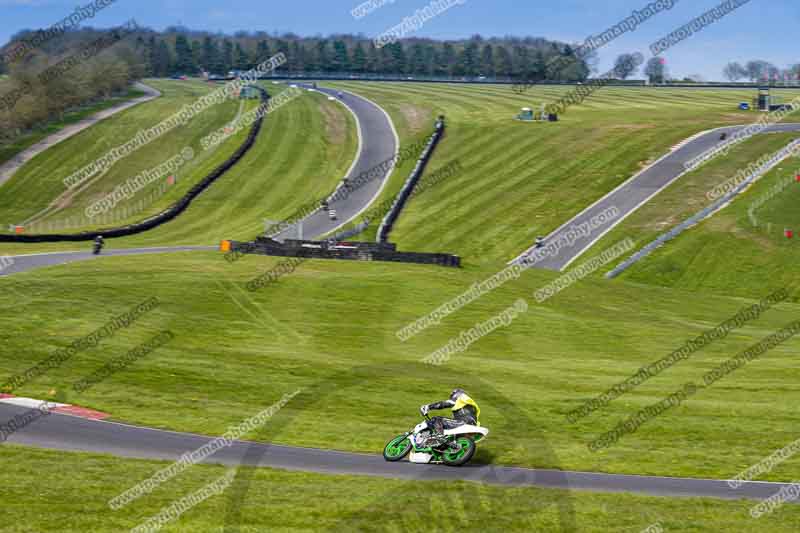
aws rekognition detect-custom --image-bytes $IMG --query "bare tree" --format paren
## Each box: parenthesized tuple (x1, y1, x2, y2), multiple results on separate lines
(745, 60, 777, 82)
(613, 53, 639, 80)
(644, 57, 668, 84)
(723, 62, 747, 82)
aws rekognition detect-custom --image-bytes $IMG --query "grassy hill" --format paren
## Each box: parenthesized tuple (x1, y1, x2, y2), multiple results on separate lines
(2, 82, 800, 533)
(0, 80, 241, 229)
(0, 79, 356, 254)
(584, 129, 800, 300)
(325, 82, 800, 267)
(2, 251, 799, 482)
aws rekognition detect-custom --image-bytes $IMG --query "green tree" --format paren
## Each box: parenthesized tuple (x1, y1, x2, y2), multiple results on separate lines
(352, 42, 367, 73)
(512, 46, 529, 80)
(144, 36, 157, 76)
(379, 44, 393, 74)
(332, 40, 350, 72)
(256, 40, 271, 62)
(274, 39, 290, 71)
(495, 46, 512, 78)
(460, 41, 479, 76)
(316, 40, 330, 72)
(422, 44, 436, 76)
(205, 37, 225, 74)
(191, 40, 202, 71)
(153, 40, 172, 76)
(410, 43, 426, 75)
(234, 43, 249, 70)
(390, 43, 406, 74)
(291, 41, 306, 73)
(441, 42, 456, 76)
(174, 35, 195, 74)
(480, 44, 494, 76)
(222, 40, 234, 74)
(366, 42, 379, 74)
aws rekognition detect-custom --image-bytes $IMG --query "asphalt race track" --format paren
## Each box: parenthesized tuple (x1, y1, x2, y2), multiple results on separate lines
(0, 83, 161, 188)
(1, 84, 397, 277)
(272, 84, 398, 241)
(511, 123, 800, 271)
(1, 402, 794, 503)
(0, 246, 215, 277)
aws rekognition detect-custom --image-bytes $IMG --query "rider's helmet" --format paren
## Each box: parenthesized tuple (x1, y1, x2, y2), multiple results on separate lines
(450, 388, 466, 401)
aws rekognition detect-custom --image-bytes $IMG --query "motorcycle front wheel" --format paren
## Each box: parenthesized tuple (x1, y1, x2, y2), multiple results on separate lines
(383, 434, 412, 462)
(442, 436, 476, 466)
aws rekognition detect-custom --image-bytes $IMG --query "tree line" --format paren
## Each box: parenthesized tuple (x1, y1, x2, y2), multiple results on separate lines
(130, 29, 593, 81)
(609, 54, 800, 85)
(723, 61, 800, 83)
(0, 25, 594, 145)
(9, 23, 792, 149)
(0, 25, 145, 144)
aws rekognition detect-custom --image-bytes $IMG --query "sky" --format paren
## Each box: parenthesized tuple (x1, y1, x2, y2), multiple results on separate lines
(0, 0, 796, 81)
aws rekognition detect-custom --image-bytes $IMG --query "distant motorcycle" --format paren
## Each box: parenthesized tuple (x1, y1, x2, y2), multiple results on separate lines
(383, 410, 489, 466)
(92, 237, 104, 255)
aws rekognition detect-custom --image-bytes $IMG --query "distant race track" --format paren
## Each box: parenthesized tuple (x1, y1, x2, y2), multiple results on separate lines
(1, 84, 398, 275)
(511, 123, 800, 271)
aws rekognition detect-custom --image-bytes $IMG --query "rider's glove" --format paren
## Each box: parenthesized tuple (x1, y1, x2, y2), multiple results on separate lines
(420, 404, 430, 416)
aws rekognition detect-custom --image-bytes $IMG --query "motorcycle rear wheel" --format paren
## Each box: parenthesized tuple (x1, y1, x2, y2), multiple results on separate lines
(442, 436, 475, 466)
(383, 434, 412, 462)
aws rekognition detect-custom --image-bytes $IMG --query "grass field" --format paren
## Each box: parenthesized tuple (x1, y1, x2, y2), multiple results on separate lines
(1, 251, 799, 481)
(0, 80, 242, 229)
(4, 445, 797, 532)
(0, 79, 356, 254)
(591, 131, 800, 299)
(3, 82, 800, 532)
(325, 82, 800, 266)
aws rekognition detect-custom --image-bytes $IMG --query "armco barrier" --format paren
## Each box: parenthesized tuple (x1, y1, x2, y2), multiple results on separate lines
(229, 237, 460, 268)
(0, 86, 270, 243)
(377, 116, 445, 243)
(607, 138, 800, 278)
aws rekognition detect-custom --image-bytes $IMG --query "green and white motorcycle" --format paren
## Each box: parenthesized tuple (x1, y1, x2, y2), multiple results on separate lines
(383, 410, 488, 466)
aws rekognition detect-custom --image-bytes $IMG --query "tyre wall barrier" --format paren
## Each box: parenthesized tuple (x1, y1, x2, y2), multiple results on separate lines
(377, 116, 445, 243)
(329, 220, 370, 242)
(229, 238, 460, 268)
(0, 86, 270, 243)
